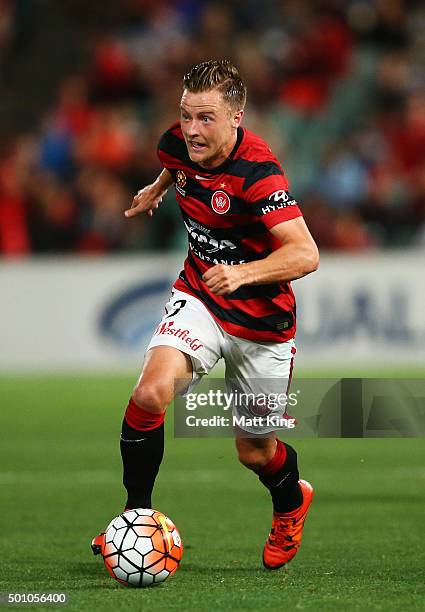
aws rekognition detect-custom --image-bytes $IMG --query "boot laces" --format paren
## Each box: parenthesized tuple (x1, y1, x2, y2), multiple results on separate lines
(269, 516, 298, 548)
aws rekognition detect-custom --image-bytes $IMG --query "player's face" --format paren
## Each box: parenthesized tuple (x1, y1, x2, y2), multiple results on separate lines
(180, 88, 243, 169)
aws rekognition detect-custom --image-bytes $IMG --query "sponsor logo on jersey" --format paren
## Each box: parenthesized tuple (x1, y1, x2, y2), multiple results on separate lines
(269, 189, 290, 203)
(211, 190, 231, 214)
(261, 190, 297, 215)
(184, 220, 237, 254)
(154, 320, 203, 351)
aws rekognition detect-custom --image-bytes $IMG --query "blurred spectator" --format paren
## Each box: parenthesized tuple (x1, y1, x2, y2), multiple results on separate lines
(317, 145, 369, 209)
(1, 0, 424, 256)
(0, 152, 30, 255)
(75, 167, 139, 253)
(27, 172, 79, 252)
(75, 106, 140, 171)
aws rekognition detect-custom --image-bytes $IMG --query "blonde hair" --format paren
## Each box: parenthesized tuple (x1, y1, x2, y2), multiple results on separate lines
(183, 60, 247, 111)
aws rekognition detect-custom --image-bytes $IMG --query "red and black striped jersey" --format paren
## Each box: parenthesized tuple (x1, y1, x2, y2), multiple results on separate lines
(157, 122, 303, 343)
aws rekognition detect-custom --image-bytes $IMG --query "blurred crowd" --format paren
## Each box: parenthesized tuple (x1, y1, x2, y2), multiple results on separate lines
(1, 0, 424, 256)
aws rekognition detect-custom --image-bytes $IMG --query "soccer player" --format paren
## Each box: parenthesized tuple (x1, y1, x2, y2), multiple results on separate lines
(92, 60, 319, 570)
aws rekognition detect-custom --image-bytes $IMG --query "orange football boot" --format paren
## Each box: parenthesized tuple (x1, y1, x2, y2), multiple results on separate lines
(91, 532, 105, 556)
(263, 479, 313, 570)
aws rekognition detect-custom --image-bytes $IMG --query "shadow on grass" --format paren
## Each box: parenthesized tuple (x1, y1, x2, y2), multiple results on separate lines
(68, 561, 104, 576)
(65, 559, 287, 590)
(64, 560, 119, 589)
(178, 563, 291, 577)
(70, 557, 361, 590)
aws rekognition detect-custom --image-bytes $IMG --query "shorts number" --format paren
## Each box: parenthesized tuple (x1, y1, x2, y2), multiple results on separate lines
(165, 299, 187, 318)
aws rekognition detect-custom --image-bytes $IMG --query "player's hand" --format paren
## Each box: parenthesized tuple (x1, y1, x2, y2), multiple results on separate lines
(125, 184, 164, 218)
(202, 264, 245, 296)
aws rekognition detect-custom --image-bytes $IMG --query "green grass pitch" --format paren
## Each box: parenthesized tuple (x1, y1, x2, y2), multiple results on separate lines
(1, 373, 424, 611)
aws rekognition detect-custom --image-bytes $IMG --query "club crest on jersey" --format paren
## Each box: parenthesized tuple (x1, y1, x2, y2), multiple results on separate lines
(175, 170, 187, 196)
(176, 170, 187, 188)
(211, 190, 230, 214)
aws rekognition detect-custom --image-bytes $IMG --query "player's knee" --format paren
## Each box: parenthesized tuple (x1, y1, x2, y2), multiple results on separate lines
(131, 383, 170, 415)
(237, 448, 268, 472)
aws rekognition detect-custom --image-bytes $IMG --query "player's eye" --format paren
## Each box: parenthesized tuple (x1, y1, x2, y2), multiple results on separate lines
(202, 116, 211, 123)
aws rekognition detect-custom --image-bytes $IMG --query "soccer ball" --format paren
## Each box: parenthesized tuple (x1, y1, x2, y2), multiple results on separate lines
(101, 508, 183, 587)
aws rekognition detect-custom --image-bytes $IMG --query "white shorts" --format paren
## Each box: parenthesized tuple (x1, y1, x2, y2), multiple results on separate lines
(147, 289, 296, 434)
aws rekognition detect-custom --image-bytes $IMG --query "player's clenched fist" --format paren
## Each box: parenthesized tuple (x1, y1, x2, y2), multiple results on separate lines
(202, 264, 245, 295)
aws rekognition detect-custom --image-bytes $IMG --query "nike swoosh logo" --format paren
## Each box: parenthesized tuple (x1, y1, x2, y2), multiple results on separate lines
(195, 175, 214, 181)
(274, 473, 291, 488)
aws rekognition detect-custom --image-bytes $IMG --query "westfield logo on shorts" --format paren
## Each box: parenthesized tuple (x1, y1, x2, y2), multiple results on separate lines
(155, 321, 203, 351)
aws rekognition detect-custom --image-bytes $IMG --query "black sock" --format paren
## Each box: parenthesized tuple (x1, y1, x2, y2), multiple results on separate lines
(259, 443, 303, 513)
(120, 418, 164, 509)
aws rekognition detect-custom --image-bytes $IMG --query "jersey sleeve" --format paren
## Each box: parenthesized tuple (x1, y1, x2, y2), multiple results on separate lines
(157, 133, 167, 166)
(157, 122, 182, 171)
(243, 162, 302, 229)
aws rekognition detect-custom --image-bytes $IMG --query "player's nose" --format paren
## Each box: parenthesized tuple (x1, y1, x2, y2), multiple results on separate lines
(186, 120, 200, 137)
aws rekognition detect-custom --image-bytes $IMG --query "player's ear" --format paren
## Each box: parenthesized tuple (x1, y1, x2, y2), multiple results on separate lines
(232, 109, 244, 128)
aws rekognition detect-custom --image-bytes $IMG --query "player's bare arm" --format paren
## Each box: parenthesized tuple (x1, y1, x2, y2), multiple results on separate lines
(203, 217, 319, 296)
(125, 168, 174, 218)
